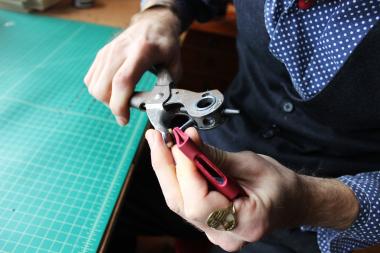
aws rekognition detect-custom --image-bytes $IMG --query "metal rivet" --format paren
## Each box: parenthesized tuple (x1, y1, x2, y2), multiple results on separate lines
(154, 93, 164, 100)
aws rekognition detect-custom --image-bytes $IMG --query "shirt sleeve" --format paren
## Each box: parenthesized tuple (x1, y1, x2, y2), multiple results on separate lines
(140, 0, 228, 30)
(312, 172, 380, 253)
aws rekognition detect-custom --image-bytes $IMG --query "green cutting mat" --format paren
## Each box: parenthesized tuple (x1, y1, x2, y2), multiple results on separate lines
(0, 10, 155, 253)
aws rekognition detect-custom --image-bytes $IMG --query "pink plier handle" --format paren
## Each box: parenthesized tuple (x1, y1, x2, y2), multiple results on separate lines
(172, 127, 244, 200)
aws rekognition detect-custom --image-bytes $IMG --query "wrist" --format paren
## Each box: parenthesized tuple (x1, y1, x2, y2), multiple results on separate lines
(131, 7, 181, 36)
(298, 175, 359, 230)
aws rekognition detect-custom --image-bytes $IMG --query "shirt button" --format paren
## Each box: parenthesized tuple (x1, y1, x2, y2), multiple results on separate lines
(261, 124, 278, 139)
(282, 102, 294, 113)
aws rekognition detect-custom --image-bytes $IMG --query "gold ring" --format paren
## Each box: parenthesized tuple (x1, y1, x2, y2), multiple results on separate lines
(206, 204, 237, 231)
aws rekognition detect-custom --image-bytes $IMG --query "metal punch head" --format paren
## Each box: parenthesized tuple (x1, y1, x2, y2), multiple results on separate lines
(130, 68, 239, 145)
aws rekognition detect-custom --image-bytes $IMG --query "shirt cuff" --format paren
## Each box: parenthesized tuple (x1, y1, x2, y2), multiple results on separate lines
(302, 173, 380, 253)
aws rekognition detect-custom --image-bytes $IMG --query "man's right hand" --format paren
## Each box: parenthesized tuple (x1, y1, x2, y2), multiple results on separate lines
(84, 7, 182, 126)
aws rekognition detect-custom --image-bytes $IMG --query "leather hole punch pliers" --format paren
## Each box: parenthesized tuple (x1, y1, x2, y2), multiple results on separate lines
(131, 69, 244, 200)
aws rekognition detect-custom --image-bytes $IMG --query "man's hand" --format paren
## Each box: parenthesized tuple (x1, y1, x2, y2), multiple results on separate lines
(145, 128, 360, 252)
(84, 8, 182, 125)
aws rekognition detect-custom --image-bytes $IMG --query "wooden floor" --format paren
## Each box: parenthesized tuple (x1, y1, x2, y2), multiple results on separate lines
(45, 0, 140, 28)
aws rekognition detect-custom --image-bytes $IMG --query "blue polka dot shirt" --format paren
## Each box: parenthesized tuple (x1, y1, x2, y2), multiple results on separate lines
(265, 0, 380, 99)
(264, 0, 380, 250)
(142, 0, 380, 252)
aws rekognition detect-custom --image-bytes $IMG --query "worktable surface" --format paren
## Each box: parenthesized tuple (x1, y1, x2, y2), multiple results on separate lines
(0, 10, 153, 252)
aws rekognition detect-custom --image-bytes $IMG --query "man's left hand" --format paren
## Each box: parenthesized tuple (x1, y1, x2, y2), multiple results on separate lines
(145, 128, 359, 252)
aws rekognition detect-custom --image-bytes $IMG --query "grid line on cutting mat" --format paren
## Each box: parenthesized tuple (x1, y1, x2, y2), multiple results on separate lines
(0, 10, 155, 253)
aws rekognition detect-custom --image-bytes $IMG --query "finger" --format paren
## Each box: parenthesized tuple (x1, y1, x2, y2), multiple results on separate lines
(198, 141, 247, 180)
(84, 48, 104, 86)
(145, 129, 183, 214)
(84, 60, 97, 86)
(86, 47, 121, 104)
(172, 131, 264, 244)
(172, 129, 230, 221)
(171, 130, 256, 243)
(199, 198, 259, 247)
(109, 42, 156, 125)
(231, 198, 265, 242)
(184, 127, 202, 145)
(86, 51, 105, 94)
(184, 128, 228, 169)
(172, 145, 208, 202)
(173, 128, 207, 203)
(92, 44, 126, 104)
(189, 198, 249, 251)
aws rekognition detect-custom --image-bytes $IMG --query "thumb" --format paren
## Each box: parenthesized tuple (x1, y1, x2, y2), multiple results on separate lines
(184, 127, 228, 170)
(184, 128, 249, 181)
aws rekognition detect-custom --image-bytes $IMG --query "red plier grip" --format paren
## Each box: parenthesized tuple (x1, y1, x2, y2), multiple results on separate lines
(172, 127, 244, 200)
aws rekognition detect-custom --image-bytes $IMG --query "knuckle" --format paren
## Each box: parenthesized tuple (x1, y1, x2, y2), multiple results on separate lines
(95, 47, 106, 58)
(112, 72, 136, 94)
(205, 234, 217, 245)
(252, 225, 267, 242)
(87, 84, 96, 97)
(240, 150, 255, 157)
(83, 76, 90, 86)
(240, 151, 260, 166)
(88, 85, 105, 101)
(221, 241, 245, 252)
(247, 234, 260, 243)
(139, 37, 160, 54)
(112, 73, 129, 88)
(150, 159, 160, 171)
(205, 145, 226, 167)
(166, 199, 181, 214)
(145, 38, 160, 49)
(183, 208, 201, 222)
(97, 93, 109, 103)
(109, 41, 123, 54)
(110, 102, 126, 116)
(95, 89, 108, 102)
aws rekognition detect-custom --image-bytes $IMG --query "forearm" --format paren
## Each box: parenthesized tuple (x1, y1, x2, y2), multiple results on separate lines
(297, 172, 380, 253)
(298, 175, 359, 229)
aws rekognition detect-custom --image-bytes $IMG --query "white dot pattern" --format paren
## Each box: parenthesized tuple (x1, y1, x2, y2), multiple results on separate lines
(264, 0, 380, 99)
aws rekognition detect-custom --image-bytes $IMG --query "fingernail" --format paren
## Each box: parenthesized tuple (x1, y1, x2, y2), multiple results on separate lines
(116, 116, 127, 126)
